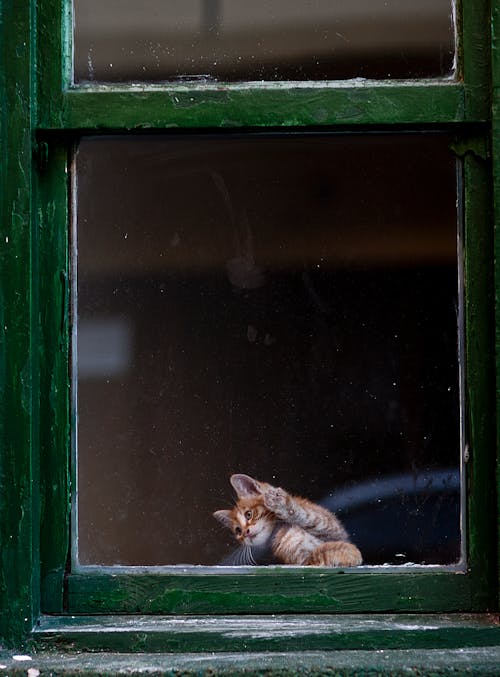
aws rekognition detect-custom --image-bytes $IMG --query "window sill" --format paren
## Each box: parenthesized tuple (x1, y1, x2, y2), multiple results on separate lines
(2, 651, 500, 677)
(28, 613, 500, 652)
(1, 615, 500, 674)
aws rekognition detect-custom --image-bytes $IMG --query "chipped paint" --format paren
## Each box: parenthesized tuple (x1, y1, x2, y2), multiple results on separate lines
(2, 0, 499, 662)
(38, 83, 468, 131)
(4, 647, 500, 676)
(0, 0, 36, 650)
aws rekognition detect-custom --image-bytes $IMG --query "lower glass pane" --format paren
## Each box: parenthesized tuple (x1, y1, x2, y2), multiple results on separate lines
(74, 133, 461, 567)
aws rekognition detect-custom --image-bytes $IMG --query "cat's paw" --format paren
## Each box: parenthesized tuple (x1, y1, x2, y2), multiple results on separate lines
(308, 542, 362, 567)
(263, 487, 292, 518)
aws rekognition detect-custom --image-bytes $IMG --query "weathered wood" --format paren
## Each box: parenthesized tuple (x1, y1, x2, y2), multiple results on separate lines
(3, 646, 500, 676)
(460, 0, 492, 120)
(32, 613, 500, 653)
(37, 144, 71, 614)
(0, 0, 495, 654)
(491, 0, 500, 616)
(462, 143, 497, 610)
(63, 570, 475, 614)
(42, 83, 469, 130)
(0, 0, 38, 648)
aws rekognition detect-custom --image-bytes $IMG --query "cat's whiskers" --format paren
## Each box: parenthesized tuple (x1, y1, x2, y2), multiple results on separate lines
(234, 543, 256, 566)
(239, 545, 247, 565)
(244, 543, 257, 566)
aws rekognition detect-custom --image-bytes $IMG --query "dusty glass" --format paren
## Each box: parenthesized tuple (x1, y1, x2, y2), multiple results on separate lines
(73, 133, 461, 567)
(73, 0, 455, 83)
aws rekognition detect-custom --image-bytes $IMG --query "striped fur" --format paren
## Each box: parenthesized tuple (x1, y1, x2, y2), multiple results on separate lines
(214, 474, 362, 567)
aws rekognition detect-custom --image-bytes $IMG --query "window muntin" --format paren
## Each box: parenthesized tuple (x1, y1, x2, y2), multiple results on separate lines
(73, 132, 462, 568)
(73, 0, 456, 84)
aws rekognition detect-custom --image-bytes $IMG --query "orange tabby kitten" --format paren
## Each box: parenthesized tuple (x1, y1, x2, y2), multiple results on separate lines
(214, 474, 362, 567)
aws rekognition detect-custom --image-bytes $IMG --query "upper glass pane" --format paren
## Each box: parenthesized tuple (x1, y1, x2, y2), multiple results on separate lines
(73, 0, 455, 83)
(74, 133, 461, 568)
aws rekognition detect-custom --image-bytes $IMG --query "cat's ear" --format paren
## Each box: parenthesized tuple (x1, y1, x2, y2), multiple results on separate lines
(213, 510, 233, 529)
(230, 473, 262, 498)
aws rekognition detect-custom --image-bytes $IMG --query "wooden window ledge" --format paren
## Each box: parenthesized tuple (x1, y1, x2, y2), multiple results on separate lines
(1, 614, 500, 675)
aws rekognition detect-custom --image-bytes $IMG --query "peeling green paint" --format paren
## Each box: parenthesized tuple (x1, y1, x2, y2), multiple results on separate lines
(0, 0, 37, 649)
(62, 570, 475, 615)
(1, 0, 499, 668)
(451, 135, 491, 160)
(42, 84, 469, 131)
(31, 614, 500, 654)
(492, 0, 500, 616)
(4, 646, 500, 676)
(38, 144, 70, 616)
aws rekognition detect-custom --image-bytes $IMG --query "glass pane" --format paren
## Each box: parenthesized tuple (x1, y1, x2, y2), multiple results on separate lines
(73, 0, 455, 83)
(74, 133, 461, 567)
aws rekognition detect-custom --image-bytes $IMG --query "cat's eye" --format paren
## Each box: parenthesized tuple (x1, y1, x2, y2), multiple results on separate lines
(244, 510, 253, 520)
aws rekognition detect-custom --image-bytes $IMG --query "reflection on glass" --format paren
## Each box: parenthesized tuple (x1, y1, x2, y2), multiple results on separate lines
(74, 133, 461, 567)
(73, 0, 455, 83)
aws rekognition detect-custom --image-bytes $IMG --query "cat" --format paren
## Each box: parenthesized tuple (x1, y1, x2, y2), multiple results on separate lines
(213, 473, 362, 567)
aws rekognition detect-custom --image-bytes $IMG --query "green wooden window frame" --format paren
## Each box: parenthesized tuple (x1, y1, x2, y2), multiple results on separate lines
(1, 0, 499, 650)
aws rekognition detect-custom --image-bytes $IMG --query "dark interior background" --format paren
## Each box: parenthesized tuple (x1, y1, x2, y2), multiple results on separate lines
(75, 133, 460, 566)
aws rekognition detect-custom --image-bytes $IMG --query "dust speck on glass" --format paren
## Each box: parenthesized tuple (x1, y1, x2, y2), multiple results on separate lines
(72, 0, 456, 83)
(73, 133, 462, 568)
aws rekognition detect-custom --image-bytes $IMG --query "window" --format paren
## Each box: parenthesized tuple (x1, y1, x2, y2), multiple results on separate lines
(74, 133, 461, 569)
(72, 0, 455, 82)
(0, 0, 498, 650)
